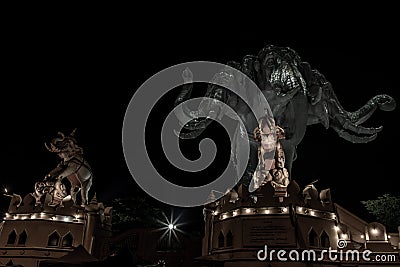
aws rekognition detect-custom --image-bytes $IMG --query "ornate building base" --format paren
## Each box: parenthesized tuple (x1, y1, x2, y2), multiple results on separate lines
(0, 192, 112, 267)
(196, 181, 399, 266)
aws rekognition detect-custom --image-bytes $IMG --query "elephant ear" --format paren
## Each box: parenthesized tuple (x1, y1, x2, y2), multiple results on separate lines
(300, 62, 322, 105)
(236, 70, 246, 89)
(253, 60, 260, 72)
(299, 62, 313, 83)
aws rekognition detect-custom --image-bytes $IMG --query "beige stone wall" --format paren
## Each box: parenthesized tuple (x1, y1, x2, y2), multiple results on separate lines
(0, 219, 84, 248)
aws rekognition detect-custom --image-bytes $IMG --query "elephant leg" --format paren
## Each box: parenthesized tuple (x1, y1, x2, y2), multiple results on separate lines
(281, 143, 296, 178)
(80, 179, 92, 206)
(279, 93, 309, 178)
(70, 187, 80, 204)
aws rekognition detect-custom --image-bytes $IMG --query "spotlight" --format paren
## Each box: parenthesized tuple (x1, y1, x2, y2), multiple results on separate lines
(156, 210, 186, 249)
(297, 207, 302, 212)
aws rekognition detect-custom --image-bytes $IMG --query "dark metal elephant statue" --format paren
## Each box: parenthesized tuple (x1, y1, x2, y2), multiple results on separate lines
(174, 45, 396, 185)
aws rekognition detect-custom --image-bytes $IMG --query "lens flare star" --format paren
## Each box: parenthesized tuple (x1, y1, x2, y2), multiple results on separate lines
(155, 209, 186, 248)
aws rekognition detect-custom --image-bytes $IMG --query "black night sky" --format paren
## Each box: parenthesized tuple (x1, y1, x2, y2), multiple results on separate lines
(1, 21, 399, 233)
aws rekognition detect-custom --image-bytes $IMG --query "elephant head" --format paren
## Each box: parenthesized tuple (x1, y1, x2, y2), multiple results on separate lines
(305, 69, 396, 143)
(248, 45, 396, 144)
(255, 45, 307, 96)
(174, 66, 247, 139)
(45, 128, 83, 161)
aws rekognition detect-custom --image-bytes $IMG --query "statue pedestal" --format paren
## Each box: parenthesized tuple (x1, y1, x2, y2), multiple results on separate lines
(273, 185, 288, 203)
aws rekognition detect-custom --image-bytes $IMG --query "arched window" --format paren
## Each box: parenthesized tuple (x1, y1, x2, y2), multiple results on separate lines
(218, 231, 224, 248)
(320, 231, 330, 248)
(18, 230, 27, 245)
(48, 231, 60, 247)
(226, 231, 233, 247)
(7, 230, 17, 245)
(308, 228, 318, 247)
(62, 233, 73, 247)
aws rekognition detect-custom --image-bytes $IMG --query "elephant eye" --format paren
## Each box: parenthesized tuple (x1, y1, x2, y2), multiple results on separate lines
(265, 58, 275, 67)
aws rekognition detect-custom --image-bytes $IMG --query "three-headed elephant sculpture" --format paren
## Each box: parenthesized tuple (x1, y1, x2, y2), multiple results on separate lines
(174, 45, 396, 185)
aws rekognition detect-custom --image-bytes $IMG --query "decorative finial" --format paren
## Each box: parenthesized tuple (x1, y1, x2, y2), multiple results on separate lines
(90, 193, 98, 205)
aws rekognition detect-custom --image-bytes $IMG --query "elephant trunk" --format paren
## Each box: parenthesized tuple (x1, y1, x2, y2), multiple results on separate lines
(174, 68, 234, 139)
(328, 91, 395, 143)
(347, 94, 396, 125)
(173, 81, 211, 138)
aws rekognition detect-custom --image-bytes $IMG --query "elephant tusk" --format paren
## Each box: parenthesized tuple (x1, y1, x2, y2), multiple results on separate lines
(332, 125, 378, 143)
(174, 128, 205, 139)
(45, 142, 53, 152)
(50, 143, 61, 153)
(334, 114, 383, 135)
(57, 132, 65, 140)
(173, 105, 198, 127)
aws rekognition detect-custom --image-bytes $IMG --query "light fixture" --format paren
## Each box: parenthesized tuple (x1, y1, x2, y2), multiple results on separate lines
(297, 207, 302, 212)
(310, 210, 315, 216)
(360, 234, 365, 239)
(371, 227, 378, 234)
(156, 210, 185, 249)
(245, 208, 251, 214)
(232, 211, 238, 216)
(222, 214, 228, 219)
(387, 235, 391, 239)
(282, 207, 288, 213)
(264, 209, 270, 214)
